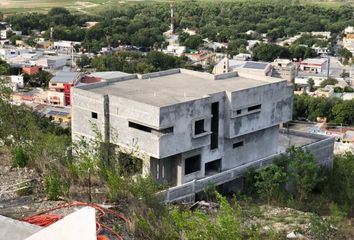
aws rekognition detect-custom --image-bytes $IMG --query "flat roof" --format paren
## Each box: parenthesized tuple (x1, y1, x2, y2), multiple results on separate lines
(84, 69, 285, 107)
(88, 71, 131, 80)
(301, 58, 327, 65)
(51, 71, 81, 84)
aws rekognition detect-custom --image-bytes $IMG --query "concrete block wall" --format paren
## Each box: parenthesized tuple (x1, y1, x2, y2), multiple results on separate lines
(159, 97, 212, 158)
(225, 82, 293, 138)
(71, 88, 106, 141)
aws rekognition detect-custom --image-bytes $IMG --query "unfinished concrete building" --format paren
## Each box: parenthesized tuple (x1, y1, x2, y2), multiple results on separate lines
(71, 69, 334, 201)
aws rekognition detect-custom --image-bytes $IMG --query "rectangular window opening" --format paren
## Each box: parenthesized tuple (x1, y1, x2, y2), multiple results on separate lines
(129, 121, 152, 133)
(210, 102, 219, 150)
(236, 109, 242, 115)
(248, 104, 261, 112)
(233, 141, 244, 148)
(205, 159, 221, 176)
(185, 155, 201, 175)
(195, 119, 205, 135)
(91, 112, 98, 119)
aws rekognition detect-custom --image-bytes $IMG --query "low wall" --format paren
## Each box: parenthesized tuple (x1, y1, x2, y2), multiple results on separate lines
(162, 130, 335, 203)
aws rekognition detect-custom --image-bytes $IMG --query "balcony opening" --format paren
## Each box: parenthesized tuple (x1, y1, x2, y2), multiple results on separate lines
(129, 121, 152, 133)
(129, 121, 173, 135)
(91, 112, 98, 119)
(185, 155, 201, 175)
(205, 159, 221, 176)
(194, 119, 205, 135)
(248, 104, 261, 112)
(233, 141, 244, 148)
(210, 102, 219, 150)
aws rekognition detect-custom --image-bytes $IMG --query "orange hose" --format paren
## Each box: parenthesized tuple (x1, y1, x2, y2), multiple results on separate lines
(21, 201, 127, 240)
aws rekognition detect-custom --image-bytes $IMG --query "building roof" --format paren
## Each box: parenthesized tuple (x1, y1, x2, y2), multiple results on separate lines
(88, 71, 131, 81)
(242, 61, 269, 70)
(81, 68, 285, 107)
(51, 71, 81, 84)
(300, 58, 327, 65)
(47, 110, 70, 117)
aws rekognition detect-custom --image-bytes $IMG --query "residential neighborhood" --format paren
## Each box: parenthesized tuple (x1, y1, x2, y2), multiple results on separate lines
(1, 1, 354, 240)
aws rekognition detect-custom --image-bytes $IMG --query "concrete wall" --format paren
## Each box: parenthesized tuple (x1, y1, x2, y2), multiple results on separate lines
(108, 95, 161, 157)
(162, 130, 335, 203)
(159, 96, 213, 158)
(71, 88, 106, 141)
(225, 82, 293, 138)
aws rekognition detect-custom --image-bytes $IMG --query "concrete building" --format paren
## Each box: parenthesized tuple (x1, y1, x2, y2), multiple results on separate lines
(72, 68, 293, 188)
(10, 75, 24, 90)
(213, 57, 272, 76)
(48, 70, 82, 106)
(299, 58, 327, 73)
(271, 59, 297, 83)
(0, 30, 7, 40)
(72, 68, 335, 201)
(35, 55, 69, 70)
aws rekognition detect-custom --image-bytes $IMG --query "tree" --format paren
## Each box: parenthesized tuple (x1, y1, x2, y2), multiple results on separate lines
(307, 78, 315, 92)
(76, 55, 91, 69)
(252, 43, 290, 62)
(27, 71, 53, 88)
(255, 163, 287, 204)
(183, 35, 203, 50)
(338, 47, 352, 65)
(332, 100, 354, 125)
(0, 59, 10, 76)
(330, 153, 354, 210)
(319, 77, 338, 88)
(287, 147, 324, 202)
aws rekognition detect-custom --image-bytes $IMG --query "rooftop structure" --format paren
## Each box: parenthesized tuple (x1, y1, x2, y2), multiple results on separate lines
(299, 58, 328, 74)
(212, 57, 272, 76)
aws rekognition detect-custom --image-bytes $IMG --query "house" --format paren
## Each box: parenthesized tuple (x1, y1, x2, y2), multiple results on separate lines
(83, 21, 99, 29)
(48, 70, 82, 106)
(53, 41, 81, 50)
(36, 40, 53, 49)
(72, 68, 335, 201)
(72, 68, 293, 195)
(212, 57, 272, 77)
(35, 55, 70, 70)
(22, 66, 42, 75)
(10, 75, 24, 90)
(47, 110, 71, 125)
(183, 28, 196, 36)
(0, 29, 7, 39)
(271, 59, 297, 83)
(299, 58, 327, 73)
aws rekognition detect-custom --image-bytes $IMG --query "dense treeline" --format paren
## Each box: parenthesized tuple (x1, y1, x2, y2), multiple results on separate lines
(5, 1, 354, 53)
(78, 51, 203, 73)
(293, 94, 354, 125)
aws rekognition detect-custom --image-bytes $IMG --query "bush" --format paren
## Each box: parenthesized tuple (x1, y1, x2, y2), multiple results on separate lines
(44, 168, 69, 200)
(11, 147, 29, 168)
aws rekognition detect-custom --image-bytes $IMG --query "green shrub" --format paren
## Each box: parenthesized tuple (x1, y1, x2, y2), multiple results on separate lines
(44, 169, 69, 200)
(11, 147, 29, 168)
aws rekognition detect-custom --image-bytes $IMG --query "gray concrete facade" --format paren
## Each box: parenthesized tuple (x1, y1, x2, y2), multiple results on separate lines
(71, 68, 295, 188)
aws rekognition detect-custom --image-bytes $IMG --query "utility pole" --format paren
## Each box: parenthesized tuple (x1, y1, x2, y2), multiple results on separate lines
(327, 55, 330, 79)
(170, 2, 174, 34)
(50, 27, 53, 40)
